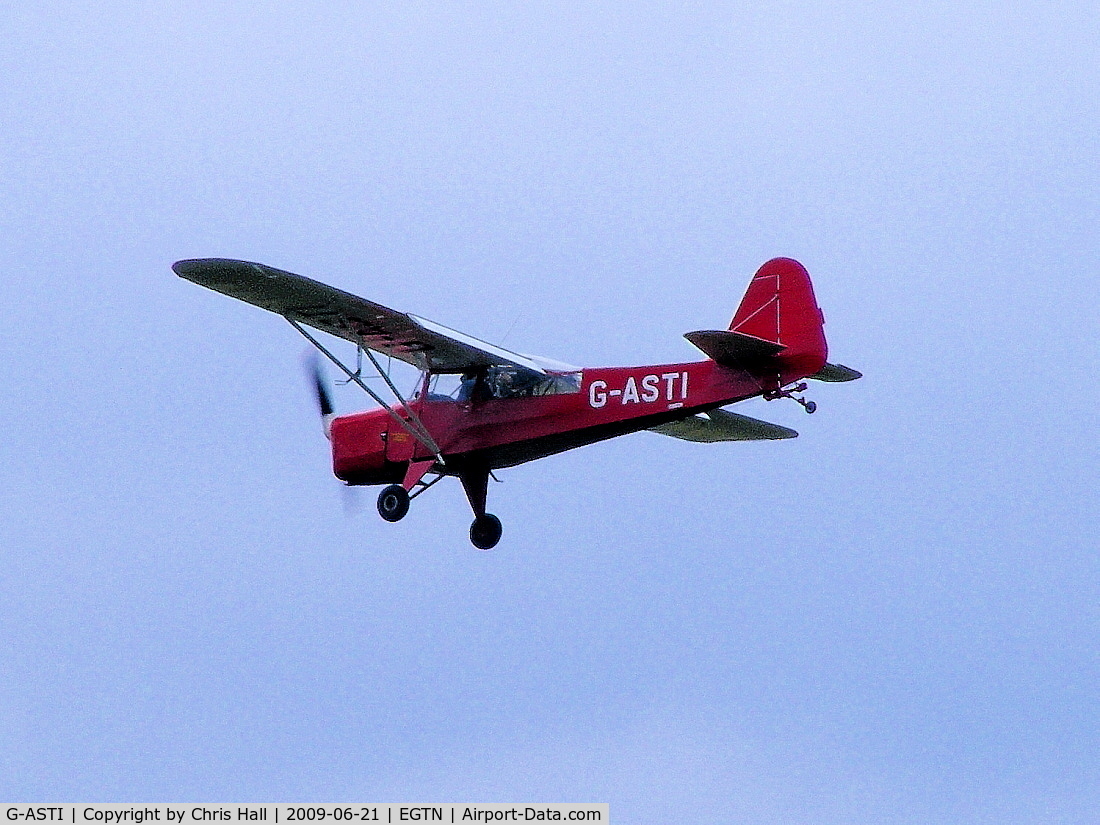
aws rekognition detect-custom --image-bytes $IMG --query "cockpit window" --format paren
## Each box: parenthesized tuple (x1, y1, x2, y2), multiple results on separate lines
(425, 368, 582, 402)
(483, 367, 582, 399)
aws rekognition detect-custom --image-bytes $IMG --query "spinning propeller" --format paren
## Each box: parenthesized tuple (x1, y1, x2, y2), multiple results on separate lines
(305, 354, 335, 439)
(305, 354, 362, 514)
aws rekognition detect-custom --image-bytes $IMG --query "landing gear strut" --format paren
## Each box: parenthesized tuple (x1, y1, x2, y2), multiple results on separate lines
(376, 484, 410, 522)
(375, 460, 505, 549)
(459, 462, 503, 550)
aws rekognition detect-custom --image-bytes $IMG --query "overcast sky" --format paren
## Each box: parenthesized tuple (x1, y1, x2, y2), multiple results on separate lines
(2, 2, 1097, 822)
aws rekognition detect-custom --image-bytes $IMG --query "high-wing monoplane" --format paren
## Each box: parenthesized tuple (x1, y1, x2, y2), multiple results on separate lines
(175, 257, 860, 549)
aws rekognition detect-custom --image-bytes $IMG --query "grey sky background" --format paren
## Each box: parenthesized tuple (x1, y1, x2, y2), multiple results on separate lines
(2, 2, 1097, 821)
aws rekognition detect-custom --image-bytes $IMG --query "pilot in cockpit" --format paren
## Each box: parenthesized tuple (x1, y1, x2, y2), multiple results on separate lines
(457, 371, 480, 402)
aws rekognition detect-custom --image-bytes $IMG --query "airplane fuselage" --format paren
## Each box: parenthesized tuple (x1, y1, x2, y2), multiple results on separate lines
(331, 358, 782, 484)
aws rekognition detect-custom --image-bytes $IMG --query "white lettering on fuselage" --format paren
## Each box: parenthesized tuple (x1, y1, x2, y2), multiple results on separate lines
(588, 372, 688, 408)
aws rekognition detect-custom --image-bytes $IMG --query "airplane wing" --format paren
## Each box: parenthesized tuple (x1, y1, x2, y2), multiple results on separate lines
(173, 258, 547, 375)
(649, 408, 798, 442)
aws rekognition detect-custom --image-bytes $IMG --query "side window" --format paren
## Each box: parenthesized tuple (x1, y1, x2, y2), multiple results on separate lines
(547, 372, 582, 394)
(426, 373, 464, 400)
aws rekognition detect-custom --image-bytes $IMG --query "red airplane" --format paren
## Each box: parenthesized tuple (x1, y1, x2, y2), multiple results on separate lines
(175, 257, 859, 549)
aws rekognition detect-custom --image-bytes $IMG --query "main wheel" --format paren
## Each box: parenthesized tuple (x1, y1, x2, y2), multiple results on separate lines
(470, 513, 502, 550)
(804, 400, 817, 414)
(377, 484, 410, 522)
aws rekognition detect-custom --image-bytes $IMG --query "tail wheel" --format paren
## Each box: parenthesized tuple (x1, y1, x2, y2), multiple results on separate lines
(377, 484, 410, 522)
(470, 513, 502, 550)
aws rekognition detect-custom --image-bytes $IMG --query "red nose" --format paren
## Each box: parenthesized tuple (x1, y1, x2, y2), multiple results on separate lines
(330, 411, 390, 484)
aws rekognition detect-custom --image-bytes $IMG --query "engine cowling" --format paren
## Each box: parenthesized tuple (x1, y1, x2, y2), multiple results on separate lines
(330, 410, 397, 485)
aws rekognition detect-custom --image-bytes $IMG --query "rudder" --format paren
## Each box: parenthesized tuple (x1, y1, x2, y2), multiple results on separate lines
(729, 257, 827, 379)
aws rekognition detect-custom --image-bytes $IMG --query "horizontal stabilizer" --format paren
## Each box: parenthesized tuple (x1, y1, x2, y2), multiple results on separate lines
(810, 362, 862, 382)
(649, 409, 798, 443)
(684, 329, 785, 367)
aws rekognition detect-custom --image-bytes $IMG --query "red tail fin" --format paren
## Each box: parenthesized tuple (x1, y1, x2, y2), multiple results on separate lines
(730, 258, 827, 380)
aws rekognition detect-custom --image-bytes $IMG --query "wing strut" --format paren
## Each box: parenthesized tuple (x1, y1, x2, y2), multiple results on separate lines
(286, 318, 445, 464)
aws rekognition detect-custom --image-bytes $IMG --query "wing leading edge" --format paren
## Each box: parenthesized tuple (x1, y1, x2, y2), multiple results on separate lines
(173, 258, 547, 375)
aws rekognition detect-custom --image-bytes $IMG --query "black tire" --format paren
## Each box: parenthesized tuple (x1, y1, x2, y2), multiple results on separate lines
(804, 401, 817, 414)
(377, 484, 410, 522)
(469, 513, 502, 550)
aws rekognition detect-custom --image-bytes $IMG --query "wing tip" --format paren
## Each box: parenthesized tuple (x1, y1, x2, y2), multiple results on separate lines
(171, 258, 195, 277)
(172, 257, 233, 281)
(811, 362, 862, 382)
